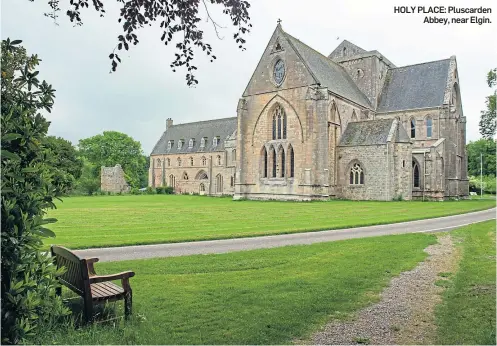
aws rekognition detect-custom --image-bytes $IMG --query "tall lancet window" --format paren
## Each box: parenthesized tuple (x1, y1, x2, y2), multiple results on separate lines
(426, 117, 433, 138)
(270, 146, 277, 178)
(289, 145, 295, 178)
(272, 116, 276, 140)
(410, 118, 416, 139)
(283, 114, 287, 139)
(262, 147, 268, 178)
(279, 147, 285, 177)
(272, 105, 286, 140)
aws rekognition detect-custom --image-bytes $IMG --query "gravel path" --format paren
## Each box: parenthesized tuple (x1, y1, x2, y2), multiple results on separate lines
(307, 234, 460, 345)
(74, 208, 495, 262)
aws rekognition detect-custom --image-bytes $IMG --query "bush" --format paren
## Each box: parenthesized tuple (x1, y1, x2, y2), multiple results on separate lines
(164, 186, 174, 194)
(130, 187, 141, 195)
(156, 186, 165, 194)
(469, 175, 497, 194)
(146, 186, 156, 194)
(1, 39, 69, 344)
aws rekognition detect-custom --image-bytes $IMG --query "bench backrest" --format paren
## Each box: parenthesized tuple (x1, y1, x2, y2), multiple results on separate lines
(51, 245, 89, 296)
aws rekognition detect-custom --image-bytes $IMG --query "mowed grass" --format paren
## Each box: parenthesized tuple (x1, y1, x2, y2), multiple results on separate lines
(34, 233, 437, 345)
(46, 195, 496, 249)
(436, 220, 496, 345)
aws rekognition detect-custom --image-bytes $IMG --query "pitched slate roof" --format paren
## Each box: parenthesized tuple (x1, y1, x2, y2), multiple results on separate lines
(328, 40, 367, 60)
(283, 32, 372, 109)
(377, 59, 450, 112)
(151, 117, 237, 155)
(339, 119, 410, 146)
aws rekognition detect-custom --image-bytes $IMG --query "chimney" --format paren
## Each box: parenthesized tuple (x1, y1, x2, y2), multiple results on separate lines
(166, 118, 173, 130)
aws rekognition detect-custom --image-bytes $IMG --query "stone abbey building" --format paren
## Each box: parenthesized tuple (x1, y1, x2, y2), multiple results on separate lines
(149, 24, 468, 201)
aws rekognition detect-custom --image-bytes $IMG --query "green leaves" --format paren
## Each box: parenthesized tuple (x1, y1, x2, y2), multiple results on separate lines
(2, 133, 21, 142)
(1, 39, 67, 344)
(1, 150, 20, 161)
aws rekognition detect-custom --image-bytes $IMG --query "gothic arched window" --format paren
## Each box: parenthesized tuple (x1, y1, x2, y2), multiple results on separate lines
(410, 118, 416, 139)
(283, 114, 287, 139)
(413, 161, 420, 188)
(272, 105, 286, 140)
(232, 149, 236, 163)
(190, 157, 194, 166)
(426, 117, 433, 138)
(278, 146, 285, 177)
(270, 146, 277, 178)
(201, 156, 206, 166)
(157, 158, 161, 166)
(288, 145, 295, 178)
(166, 158, 170, 166)
(216, 174, 223, 193)
(183, 172, 189, 180)
(169, 174, 176, 188)
(177, 157, 182, 167)
(262, 147, 268, 178)
(272, 115, 276, 140)
(349, 163, 364, 185)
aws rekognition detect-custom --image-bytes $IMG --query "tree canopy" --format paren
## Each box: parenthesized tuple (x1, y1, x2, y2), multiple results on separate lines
(466, 138, 496, 177)
(43, 136, 83, 193)
(479, 68, 496, 139)
(78, 131, 147, 188)
(38, 0, 252, 86)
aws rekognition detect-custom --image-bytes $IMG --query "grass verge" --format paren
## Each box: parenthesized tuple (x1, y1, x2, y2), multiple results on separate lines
(45, 195, 495, 249)
(32, 233, 436, 344)
(435, 220, 496, 345)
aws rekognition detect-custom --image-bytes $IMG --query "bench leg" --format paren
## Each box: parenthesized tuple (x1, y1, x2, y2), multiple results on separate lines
(83, 299, 93, 324)
(124, 289, 132, 319)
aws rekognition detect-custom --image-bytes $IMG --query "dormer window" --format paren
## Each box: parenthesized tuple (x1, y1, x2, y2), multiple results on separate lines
(167, 140, 174, 150)
(189, 138, 195, 148)
(200, 137, 207, 148)
(212, 137, 219, 147)
(177, 140, 183, 149)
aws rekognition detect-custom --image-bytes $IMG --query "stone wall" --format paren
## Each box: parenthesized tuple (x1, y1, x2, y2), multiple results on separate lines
(337, 144, 389, 200)
(101, 165, 130, 193)
(149, 150, 236, 196)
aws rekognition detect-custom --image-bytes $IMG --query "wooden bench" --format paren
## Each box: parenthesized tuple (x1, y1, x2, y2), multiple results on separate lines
(51, 245, 135, 323)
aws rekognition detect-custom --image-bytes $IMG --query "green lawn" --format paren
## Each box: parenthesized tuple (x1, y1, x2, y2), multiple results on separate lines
(45, 195, 496, 249)
(436, 220, 496, 345)
(34, 232, 438, 345)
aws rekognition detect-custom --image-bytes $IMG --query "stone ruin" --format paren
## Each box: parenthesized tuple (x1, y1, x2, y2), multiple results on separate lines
(100, 164, 131, 193)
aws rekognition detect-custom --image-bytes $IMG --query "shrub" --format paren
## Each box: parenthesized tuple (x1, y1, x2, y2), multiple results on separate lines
(1, 39, 69, 344)
(164, 186, 174, 194)
(130, 187, 141, 195)
(146, 186, 156, 194)
(469, 175, 497, 194)
(156, 186, 165, 194)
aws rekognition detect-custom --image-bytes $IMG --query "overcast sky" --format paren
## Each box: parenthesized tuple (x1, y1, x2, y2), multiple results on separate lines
(2, 0, 496, 154)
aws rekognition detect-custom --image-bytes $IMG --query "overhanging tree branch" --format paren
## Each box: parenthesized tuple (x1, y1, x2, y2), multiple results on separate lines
(37, 0, 252, 86)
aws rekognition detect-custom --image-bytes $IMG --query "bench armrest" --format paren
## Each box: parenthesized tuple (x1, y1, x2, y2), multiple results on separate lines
(89, 271, 135, 284)
(86, 257, 99, 264)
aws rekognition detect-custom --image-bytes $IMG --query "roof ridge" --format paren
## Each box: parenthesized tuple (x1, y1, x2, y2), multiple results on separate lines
(171, 117, 237, 128)
(283, 30, 372, 108)
(390, 58, 450, 70)
(284, 31, 336, 65)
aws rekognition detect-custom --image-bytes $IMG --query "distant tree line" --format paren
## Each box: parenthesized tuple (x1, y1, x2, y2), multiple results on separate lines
(467, 138, 496, 194)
